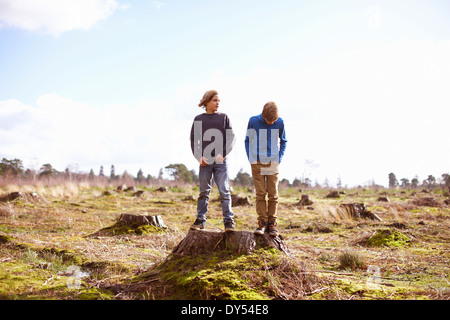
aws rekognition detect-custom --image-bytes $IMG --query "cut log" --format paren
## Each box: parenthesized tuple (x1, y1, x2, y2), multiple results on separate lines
(170, 229, 289, 257)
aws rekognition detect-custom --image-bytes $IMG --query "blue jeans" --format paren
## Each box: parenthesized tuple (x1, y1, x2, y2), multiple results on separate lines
(196, 161, 234, 224)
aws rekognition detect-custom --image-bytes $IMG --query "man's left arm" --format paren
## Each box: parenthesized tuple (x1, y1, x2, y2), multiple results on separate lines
(278, 121, 287, 163)
(224, 115, 236, 158)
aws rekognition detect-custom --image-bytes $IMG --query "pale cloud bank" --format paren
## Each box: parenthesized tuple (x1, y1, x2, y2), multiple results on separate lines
(0, 0, 119, 36)
(0, 93, 188, 177)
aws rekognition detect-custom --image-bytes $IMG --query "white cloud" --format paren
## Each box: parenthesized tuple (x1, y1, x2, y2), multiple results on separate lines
(0, 93, 186, 177)
(150, 1, 165, 10)
(0, 0, 118, 36)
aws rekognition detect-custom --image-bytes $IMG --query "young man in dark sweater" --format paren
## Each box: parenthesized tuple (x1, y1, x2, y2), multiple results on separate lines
(190, 90, 236, 232)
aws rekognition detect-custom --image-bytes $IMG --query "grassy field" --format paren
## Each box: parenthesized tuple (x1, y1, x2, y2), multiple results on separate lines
(0, 183, 449, 300)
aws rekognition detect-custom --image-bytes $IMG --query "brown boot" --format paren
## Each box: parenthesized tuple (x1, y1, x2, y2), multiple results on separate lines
(254, 220, 266, 235)
(267, 221, 279, 236)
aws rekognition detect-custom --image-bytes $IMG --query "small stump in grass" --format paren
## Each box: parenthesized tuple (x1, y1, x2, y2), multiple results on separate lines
(296, 194, 313, 206)
(88, 213, 168, 237)
(326, 191, 340, 198)
(170, 229, 289, 257)
(0, 191, 46, 203)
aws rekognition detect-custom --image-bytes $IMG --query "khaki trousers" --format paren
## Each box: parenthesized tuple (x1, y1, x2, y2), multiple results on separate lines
(251, 161, 279, 223)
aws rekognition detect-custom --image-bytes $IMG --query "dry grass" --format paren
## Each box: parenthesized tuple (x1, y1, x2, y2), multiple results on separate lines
(1, 183, 449, 300)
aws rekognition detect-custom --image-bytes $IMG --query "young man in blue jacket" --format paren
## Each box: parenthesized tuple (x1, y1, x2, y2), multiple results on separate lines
(245, 102, 287, 236)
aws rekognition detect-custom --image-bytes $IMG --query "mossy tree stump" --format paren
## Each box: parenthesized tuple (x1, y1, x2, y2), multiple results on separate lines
(88, 213, 168, 237)
(297, 195, 313, 206)
(117, 213, 167, 228)
(170, 229, 289, 257)
(326, 191, 340, 198)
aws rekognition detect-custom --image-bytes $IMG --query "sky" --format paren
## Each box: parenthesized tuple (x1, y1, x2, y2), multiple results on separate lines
(0, 0, 449, 187)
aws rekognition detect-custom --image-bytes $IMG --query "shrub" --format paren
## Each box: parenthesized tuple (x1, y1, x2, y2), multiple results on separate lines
(338, 248, 365, 270)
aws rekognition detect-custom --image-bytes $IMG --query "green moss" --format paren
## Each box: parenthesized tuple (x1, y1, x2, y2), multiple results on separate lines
(75, 288, 114, 300)
(138, 248, 286, 300)
(39, 247, 89, 266)
(367, 229, 411, 248)
(95, 222, 166, 236)
(0, 237, 124, 299)
(0, 258, 117, 300)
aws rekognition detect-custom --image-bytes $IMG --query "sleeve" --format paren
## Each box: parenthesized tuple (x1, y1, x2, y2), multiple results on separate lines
(190, 119, 202, 161)
(224, 115, 235, 157)
(278, 121, 287, 163)
(244, 118, 257, 163)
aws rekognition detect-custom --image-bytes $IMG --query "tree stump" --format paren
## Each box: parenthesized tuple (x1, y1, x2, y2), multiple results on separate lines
(339, 203, 382, 221)
(213, 195, 252, 206)
(231, 194, 252, 206)
(132, 190, 145, 197)
(170, 229, 289, 257)
(296, 195, 313, 206)
(117, 214, 168, 228)
(88, 213, 168, 237)
(326, 191, 340, 198)
(410, 196, 442, 207)
(116, 185, 127, 192)
(0, 192, 45, 203)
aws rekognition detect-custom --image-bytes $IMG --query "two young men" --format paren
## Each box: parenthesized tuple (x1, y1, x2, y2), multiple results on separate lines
(190, 90, 287, 236)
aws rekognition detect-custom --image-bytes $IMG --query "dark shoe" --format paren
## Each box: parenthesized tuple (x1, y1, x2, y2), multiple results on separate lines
(190, 219, 205, 230)
(224, 221, 235, 232)
(267, 221, 279, 236)
(254, 221, 266, 235)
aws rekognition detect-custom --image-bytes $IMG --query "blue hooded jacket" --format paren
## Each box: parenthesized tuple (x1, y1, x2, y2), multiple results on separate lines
(244, 114, 287, 164)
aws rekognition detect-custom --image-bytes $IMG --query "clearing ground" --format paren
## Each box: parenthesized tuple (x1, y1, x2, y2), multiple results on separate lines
(0, 183, 449, 300)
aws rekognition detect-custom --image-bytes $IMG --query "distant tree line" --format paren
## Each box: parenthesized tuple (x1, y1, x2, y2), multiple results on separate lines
(1, 157, 448, 191)
(388, 172, 450, 192)
(0, 158, 158, 186)
(0, 158, 199, 187)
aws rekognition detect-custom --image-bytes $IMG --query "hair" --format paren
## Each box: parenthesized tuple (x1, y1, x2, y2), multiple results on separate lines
(198, 90, 218, 109)
(262, 101, 279, 122)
